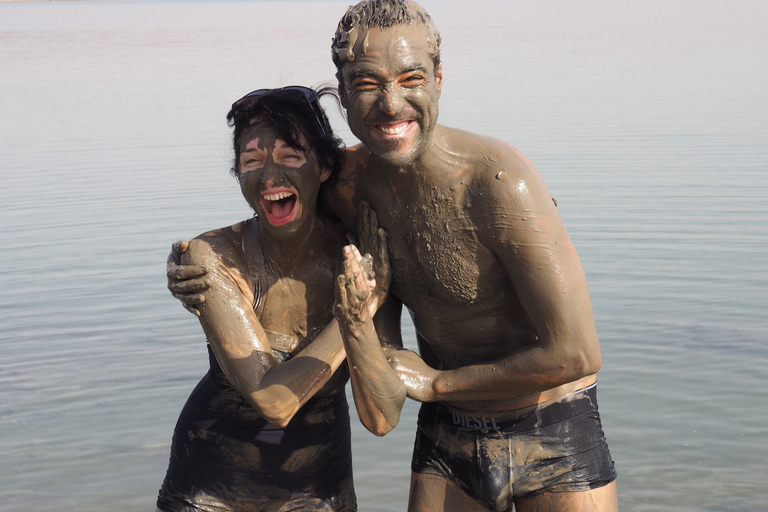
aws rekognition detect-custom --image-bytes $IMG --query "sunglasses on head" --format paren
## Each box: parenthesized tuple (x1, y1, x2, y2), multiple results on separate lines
(231, 86, 331, 136)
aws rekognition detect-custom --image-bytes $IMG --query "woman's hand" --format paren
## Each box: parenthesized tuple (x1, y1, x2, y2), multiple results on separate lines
(334, 245, 378, 328)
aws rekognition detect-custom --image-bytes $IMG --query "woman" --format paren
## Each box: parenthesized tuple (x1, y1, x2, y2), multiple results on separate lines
(156, 86, 364, 512)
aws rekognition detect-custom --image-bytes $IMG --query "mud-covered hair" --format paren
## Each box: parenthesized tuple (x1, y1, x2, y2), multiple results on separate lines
(331, 0, 442, 75)
(226, 85, 345, 182)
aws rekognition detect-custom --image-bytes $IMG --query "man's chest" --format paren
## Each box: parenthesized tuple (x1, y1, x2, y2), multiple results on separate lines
(369, 188, 500, 306)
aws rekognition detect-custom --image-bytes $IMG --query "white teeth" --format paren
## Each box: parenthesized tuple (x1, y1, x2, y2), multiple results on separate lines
(263, 191, 294, 201)
(379, 123, 408, 135)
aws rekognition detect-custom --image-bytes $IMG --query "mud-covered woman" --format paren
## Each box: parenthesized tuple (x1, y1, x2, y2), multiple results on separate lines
(155, 86, 378, 512)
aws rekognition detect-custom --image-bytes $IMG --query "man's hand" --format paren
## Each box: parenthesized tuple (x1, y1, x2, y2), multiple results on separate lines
(387, 349, 438, 403)
(166, 240, 209, 316)
(356, 201, 391, 308)
(334, 245, 378, 328)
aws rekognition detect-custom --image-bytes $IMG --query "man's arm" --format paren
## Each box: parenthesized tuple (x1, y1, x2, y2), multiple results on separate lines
(166, 240, 209, 316)
(393, 144, 601, 403)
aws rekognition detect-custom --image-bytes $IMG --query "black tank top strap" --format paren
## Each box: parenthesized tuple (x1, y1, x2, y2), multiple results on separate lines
(242, 216, 267, 314)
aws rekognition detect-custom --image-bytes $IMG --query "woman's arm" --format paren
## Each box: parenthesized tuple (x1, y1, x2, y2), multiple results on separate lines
(334, 241, 406, 437)
(184, 232, 346, 427)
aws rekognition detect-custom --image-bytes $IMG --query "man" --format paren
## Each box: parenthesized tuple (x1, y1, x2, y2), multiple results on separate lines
(169, 1, 617, 510)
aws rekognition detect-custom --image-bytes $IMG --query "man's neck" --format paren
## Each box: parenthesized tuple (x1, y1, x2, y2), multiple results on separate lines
(367, 124, 451, 192)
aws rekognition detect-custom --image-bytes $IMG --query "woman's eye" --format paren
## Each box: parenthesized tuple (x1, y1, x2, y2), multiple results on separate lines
(277, 150, 306, 165)
(240, 157, 265, 171)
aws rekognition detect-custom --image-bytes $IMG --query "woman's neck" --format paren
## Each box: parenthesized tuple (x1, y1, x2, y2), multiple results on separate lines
(257, 214, 330, 275)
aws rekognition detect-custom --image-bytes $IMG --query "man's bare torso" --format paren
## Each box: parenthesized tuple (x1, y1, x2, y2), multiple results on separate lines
(325, 126, 598, 411)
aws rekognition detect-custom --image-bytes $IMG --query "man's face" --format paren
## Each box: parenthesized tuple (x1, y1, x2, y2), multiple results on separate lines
(339, 24, 442, 167)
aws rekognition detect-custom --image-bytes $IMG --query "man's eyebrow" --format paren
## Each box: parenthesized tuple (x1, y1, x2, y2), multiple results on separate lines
(348, 67, 379, 79)
(399, 63, 429, 75)
(348, 63, 429, 80)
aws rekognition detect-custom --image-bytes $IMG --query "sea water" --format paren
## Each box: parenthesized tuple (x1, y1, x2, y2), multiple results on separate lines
(1, 1, 766, 510)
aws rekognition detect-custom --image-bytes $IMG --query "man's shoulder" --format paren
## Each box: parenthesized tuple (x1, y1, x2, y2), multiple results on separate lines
(439, 128, 558, 211)
(439, 127, 538, 186)
(321, 144, 369, 231)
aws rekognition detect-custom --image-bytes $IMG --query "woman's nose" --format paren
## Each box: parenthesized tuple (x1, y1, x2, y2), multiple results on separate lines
(260, 159, 283, 184)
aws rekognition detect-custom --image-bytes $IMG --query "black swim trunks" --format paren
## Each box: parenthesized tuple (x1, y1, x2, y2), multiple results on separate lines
(411, 384, 616, 511)
(157, 345, 356, 512)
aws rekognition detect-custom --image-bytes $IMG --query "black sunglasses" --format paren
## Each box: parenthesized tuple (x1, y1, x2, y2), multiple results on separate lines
(231, 86, 331, 136)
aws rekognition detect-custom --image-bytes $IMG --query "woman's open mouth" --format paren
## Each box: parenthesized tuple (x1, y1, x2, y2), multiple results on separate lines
(261, 188, 301, 226)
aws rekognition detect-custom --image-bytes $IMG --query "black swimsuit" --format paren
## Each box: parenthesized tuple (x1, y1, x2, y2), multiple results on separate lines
(156, 345, 355, 512)
(411, 384, 616, 511)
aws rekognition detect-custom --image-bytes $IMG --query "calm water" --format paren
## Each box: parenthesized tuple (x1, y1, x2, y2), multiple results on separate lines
(1, 1, 766, 511)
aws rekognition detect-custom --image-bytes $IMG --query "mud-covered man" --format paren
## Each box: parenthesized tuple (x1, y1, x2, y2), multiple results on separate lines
(327, 1, 618, 511)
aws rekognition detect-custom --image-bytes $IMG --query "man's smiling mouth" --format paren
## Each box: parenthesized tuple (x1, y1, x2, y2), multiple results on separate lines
(376, 121, 411, 135)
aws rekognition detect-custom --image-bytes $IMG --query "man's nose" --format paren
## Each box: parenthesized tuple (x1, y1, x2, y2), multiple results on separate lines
(377, 85, 405, 116)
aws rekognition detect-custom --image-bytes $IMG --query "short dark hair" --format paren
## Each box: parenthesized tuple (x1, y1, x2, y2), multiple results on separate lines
(331, 0, 441, 76)
(226, 86, 345, 182)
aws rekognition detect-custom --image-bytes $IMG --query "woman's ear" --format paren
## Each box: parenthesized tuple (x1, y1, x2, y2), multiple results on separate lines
(320, 167, 332, 183)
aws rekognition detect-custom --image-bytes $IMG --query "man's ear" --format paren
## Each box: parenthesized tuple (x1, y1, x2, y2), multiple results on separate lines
(338, 81, 348, 109)
(435, 64, 443, 97)
(320, 166, 332, 183)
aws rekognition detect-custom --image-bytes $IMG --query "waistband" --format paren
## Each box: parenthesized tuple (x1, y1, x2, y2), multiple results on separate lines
(419, 384, 598, 432)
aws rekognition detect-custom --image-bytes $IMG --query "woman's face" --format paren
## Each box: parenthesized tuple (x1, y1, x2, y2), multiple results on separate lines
(237, 121, 330, 237)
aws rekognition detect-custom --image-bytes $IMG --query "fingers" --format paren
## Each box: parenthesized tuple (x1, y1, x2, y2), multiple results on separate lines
(333, 273, 349, 319)
(168, 275, 210, 294)
(357, 201, 376, 255)
(343, 246, 374, 293)
(377, 227, 388, 260)
(172, 240, 190, 255)
(167, 264, 209, 282)
(171, 290, 206, 304)
(362, 253, 375, 281)
(182, 302, 202, 317)
(170, 290, 205, 317)
(166, 240, 207, 282)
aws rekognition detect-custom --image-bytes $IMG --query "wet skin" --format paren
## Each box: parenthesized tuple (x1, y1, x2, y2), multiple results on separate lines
(332, 25, 600, 413)
(184, 123, 349, 426)
(327, 24, 616, 512)
(167, 21, 615, 512)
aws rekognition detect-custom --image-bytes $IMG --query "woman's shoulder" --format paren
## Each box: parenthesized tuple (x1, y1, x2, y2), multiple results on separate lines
(184, 221, 249, 267)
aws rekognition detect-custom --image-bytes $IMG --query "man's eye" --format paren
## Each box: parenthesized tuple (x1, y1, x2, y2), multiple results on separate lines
(353, 79, 378, 90)
(401, 75, 425, 86)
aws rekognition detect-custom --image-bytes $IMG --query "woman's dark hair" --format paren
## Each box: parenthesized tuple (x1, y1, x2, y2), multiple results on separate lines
(226, 85, 345, 182)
